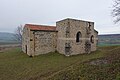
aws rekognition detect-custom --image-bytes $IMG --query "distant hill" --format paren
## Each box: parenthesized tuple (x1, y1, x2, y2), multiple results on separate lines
(0, 32, 15, 42)
(0, 32, 20, 45)
(98, 34, 120, 46)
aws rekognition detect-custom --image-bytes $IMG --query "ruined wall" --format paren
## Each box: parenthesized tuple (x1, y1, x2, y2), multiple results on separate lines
(56, 18, 98, 56)
(33, 31, 57, 55)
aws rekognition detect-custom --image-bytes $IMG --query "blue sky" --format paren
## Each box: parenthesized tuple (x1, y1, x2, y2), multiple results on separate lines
(0, 0, 120, 34)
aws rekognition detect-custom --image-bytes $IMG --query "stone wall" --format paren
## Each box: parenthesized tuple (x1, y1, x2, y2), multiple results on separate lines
(56, 18, 98, 56)
(22, 18, 98, 56)
(32, 31, 57, 55)
(22, 27, 31, 56)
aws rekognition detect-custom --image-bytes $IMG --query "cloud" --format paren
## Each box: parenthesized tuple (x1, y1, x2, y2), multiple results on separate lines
(0, 0, 119, 34)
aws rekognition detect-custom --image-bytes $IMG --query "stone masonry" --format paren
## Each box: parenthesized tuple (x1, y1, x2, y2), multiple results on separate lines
(22, 18, 98, 56)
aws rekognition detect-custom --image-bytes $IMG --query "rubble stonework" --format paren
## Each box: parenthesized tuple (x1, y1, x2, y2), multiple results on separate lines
(22, 18, 98, 56)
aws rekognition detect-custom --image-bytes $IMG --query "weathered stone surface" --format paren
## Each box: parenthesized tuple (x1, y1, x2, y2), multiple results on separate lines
(22, 18, 98, 56)
(56, 18, 98, 56)
(33, 31, 57, 55)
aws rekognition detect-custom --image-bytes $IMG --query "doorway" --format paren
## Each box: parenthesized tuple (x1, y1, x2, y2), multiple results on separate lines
(25, 45, 27, 54)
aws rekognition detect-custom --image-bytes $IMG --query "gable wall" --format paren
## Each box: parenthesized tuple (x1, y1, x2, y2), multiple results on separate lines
(33, 31, 57, 55)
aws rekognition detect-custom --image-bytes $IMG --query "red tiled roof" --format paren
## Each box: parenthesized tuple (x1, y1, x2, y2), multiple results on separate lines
(25, 24, 57, 31)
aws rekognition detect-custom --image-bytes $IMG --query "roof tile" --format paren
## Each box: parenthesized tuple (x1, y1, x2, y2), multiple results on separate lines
(25, 24, 57, 31)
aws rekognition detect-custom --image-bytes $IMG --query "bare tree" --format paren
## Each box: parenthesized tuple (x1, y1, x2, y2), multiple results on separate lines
(112, 0, 120, 23)
(14, 25, 23, 43)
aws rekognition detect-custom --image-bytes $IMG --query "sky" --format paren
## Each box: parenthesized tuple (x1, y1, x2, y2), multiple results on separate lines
(0, 0, 120, 34)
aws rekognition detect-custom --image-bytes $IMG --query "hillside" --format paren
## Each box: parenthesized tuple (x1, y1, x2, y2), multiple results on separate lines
(0, 46, 120, 80)
(98, 34, 120, 46)
(0, 32, 15, 41)
(50, 46, 120, 80)
(0, 32, 19, 45)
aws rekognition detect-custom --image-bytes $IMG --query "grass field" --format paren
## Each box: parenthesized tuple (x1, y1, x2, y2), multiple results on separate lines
(0, 46, 120, 80)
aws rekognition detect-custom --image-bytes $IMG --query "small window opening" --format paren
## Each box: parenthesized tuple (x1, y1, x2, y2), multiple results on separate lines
(90, 35, 94, 43)
(76, 32, 81, 42)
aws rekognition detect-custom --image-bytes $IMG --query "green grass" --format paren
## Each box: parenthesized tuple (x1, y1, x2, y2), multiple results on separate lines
(0, 46, 120, 80)
(98, 43, 120, 47)
(50, 46, 120, 80)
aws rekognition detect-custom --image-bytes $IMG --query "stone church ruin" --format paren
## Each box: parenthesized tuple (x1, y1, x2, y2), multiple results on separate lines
(22, 18, 98, 56)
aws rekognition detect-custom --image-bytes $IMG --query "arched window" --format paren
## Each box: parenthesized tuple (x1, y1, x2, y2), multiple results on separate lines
(90, 35, 94, 43)
(76, 31, 81, 42)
